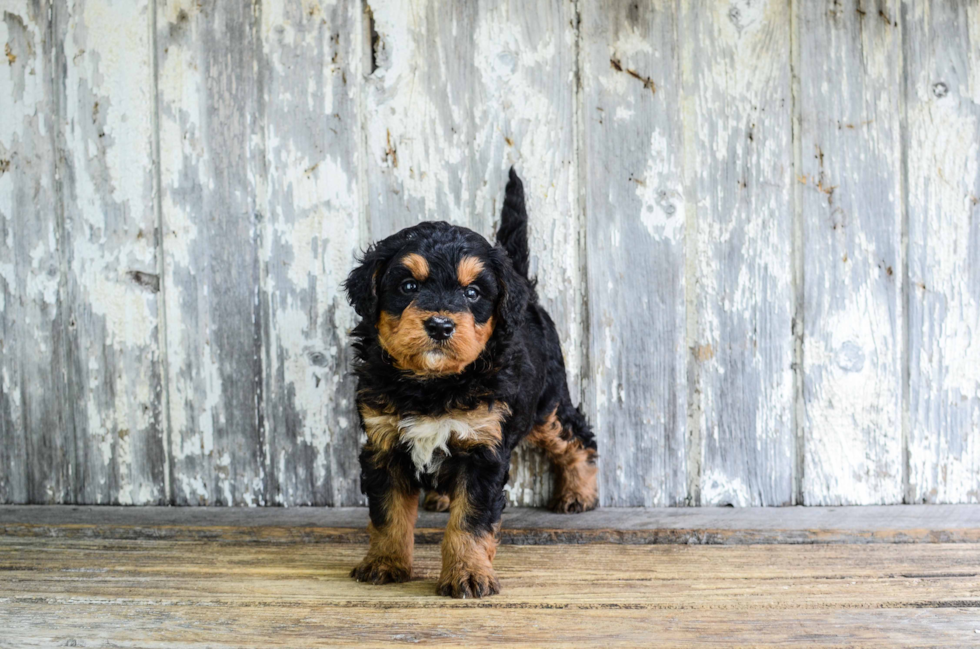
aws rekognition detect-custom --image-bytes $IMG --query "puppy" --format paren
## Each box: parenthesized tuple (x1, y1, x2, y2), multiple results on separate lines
(344, 169, 598, 598)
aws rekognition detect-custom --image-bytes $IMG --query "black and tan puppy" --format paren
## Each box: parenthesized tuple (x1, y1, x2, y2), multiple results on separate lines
(344, 169, 597, 598)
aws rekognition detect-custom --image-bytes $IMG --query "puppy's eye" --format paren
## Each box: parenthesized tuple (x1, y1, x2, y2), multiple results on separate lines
(400, 279, 419, 294)
(464, 286, 480, 301)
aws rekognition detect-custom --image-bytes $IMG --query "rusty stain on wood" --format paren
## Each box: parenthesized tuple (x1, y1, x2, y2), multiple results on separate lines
(609, 56, 656, 94)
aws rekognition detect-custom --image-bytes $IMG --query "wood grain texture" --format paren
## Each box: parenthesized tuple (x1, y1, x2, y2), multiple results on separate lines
(364, 0, 584, 507)
(0, 1, 76, 504)
(580, 0, 687, 505)
(259, 0, 365, 506)
(156, 0, 268, 505)
(687, 0, 795, 506)
(5, 0, 980, 508)
(4, 504, 979, 545)
(798, 0, 905, 505)
(59, 0, 167, 505)
(1, 537, 978, 647)
(905, 0, 980, 504)
(3, 604, 978, 649)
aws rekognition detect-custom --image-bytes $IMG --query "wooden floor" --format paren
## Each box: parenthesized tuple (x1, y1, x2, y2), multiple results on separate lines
(1, 507, 979, 647)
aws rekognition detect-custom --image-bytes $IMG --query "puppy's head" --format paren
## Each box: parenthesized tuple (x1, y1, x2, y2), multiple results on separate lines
(345, 222, 528, 376)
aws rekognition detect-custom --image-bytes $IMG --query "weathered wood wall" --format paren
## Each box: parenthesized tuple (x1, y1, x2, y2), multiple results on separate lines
(1, 0, 978, 507)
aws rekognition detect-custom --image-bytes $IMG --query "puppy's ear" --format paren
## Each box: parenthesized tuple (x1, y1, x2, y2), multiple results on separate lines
(490, 246, 530, 336)
(345, 227, 422, 318)
(344, 245, 386, 319)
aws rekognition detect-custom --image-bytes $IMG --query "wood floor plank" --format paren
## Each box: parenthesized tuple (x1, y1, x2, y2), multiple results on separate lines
(4, 505, 980, 544)
(1, 538, 978, 647)
(4, 539, 980, 582)
(2, 604, 979, 648)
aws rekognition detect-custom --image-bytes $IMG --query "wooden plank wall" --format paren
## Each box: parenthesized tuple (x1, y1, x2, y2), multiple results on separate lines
(1, 0, 978, 507)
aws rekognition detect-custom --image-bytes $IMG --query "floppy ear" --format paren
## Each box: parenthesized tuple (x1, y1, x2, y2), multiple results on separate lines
(490, 245, 530, 337)
(344, 245, 386, 319)
(345, 227, 422, 319)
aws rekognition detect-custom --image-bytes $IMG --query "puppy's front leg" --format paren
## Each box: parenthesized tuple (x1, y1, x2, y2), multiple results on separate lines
(437, 459, 507, 598)
(350, 453, 418, 585)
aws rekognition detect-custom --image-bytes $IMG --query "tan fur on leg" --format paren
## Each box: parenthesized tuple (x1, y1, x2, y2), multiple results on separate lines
(436, 483, 500, 598)
(423, 490, 450, 512)
(528, 410, 598, 513)
(350, 489, 418, 584)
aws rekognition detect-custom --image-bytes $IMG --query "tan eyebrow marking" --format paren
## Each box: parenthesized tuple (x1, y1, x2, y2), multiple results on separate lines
(401, 253, 430, 281)
(457, 256, 485, 286)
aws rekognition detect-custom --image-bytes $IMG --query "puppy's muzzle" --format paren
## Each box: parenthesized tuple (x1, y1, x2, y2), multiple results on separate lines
(424, 316, 455, 341)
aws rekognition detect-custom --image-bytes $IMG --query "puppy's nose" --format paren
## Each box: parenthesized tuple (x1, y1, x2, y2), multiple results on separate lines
(424, 316, 455, 341)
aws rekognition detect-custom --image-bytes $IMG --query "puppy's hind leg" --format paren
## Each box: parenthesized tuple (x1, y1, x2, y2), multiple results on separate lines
(422, 489, 451, 512)
(528, 399, 598, 514)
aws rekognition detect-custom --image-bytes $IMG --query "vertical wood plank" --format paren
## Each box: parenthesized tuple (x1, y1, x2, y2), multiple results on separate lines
(798, 0, 904, 505)
(0, 1, 75, 503)
(364, 0, 583, 507)
(59, 0, 167, 504)
(7, 0, 975, 509)
(157, 0, 268, 505)
(688, 0, 795, 506)
(905, 0, 980, 503)
(259, 0, 364, 506)
(580, 0, 687, 506)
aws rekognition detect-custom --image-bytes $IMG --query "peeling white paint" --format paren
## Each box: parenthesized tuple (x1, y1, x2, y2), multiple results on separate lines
(26, 238, 60, 308)
(906, 0, 980, 505)
(1, 1, 75, 503)
(636, 129, 684, 242)
(700, 470, 751, 508)
(260, 0, 364, 506)
(691, 0, 794, 507)
(60, 0, 164, 505)
(797, 0, 907, 506)
(157, 0, 270, 505)
(581, 0, 688, 506)
(4, 0, 980, 508)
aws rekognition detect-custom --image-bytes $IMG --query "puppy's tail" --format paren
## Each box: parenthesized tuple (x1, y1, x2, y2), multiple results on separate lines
(495, 167, 530, 279)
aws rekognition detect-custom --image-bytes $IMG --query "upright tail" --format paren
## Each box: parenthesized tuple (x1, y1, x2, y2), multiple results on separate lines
(495, 167, 530, 279)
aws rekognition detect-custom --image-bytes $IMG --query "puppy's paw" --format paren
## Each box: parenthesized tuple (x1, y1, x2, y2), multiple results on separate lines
(550, 449, 598, 514)
(436, 567, 501, 599)
(350, 557, 412, 585)
(423, 491, 451, 512)
(549, 490, 598, 514)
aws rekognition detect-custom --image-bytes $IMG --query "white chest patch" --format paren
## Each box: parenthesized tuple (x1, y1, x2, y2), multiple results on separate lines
(397, 415, 480, 474)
